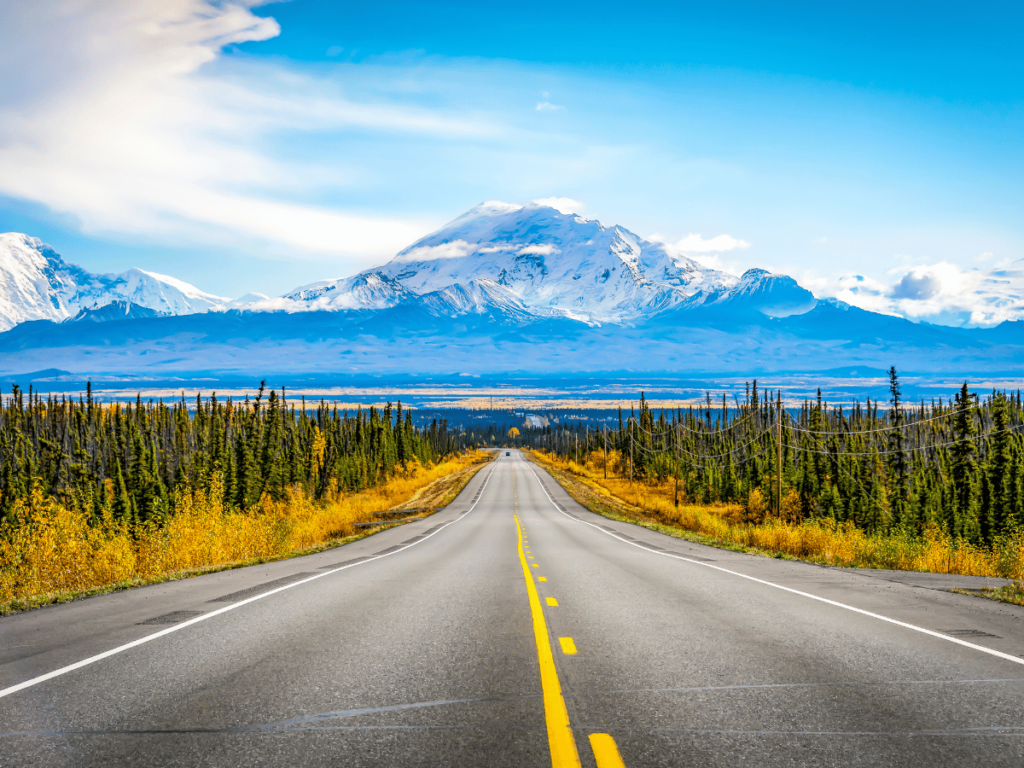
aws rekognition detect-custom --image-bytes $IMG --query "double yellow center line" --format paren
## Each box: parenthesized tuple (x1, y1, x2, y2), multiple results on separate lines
(513, 469, 626, 768)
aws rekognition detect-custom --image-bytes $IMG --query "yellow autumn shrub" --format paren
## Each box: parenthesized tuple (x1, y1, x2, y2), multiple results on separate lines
(0, 451, 487, 607)
(530, 449, 1024, 579)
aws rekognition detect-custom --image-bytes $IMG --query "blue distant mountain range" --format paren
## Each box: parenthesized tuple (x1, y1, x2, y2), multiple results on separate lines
(0, 204, 1020, 379)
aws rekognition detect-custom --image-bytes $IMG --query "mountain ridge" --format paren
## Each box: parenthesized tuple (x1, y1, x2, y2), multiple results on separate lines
(1, 201, 1021, 380)
(0, 233, 228, 331)
(0, 203, 817, 330)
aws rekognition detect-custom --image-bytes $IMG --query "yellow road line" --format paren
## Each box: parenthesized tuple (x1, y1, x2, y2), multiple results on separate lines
(589, 734, 626, 768)
(532, 563, 539, 567)
(515, 514, 581, 768)
(559, 637, 577, 655)
(538, 577, 547, 582)
(546, 597, 559, 607)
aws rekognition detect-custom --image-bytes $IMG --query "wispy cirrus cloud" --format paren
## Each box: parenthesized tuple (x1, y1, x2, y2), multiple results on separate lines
(0, 0, 497, 262)
(535, 91, 564, 111)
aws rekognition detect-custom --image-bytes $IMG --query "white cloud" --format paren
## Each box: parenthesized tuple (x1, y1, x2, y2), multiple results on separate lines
(646, 231, 751, 275)
(518, 244, 560, 256)
(0, 1, 491, 261)
(672, 233, 751, 253)
(531, 197, 584, 215)
(395, 240, 475, 262)
(809, 260, 1024, 327)
(536, 101, 564, 111)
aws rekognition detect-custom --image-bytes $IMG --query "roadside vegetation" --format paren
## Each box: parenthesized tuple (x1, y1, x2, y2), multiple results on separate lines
(524, 371, 1024, 583)
(952, 580, 1024, 606)
(0, 382, 488, 612)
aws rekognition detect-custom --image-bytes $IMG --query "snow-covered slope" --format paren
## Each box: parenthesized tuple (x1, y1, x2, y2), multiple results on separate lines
(1, 204, 818, 334)
(0, 233, 229, 331)
(277, 271, 412, 311)
(684, 268, 818, 317)
(375, 202, 739, 321)
(109, 268, 227, 316)
(280, 202, 806, 323)
(67, 300, 162, 323)
(414, 279, 536, 323)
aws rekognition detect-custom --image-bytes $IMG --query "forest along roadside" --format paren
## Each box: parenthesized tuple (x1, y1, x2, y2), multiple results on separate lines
(525, 449, 1022, 600)
(0, 450, 494, 616)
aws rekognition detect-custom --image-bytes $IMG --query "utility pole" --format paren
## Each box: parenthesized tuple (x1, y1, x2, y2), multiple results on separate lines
(575, 432, 578, 465)
(603, 424, 608, 479)
(629, 417, 635, 483)
(674, 423, 680, 507)
(776, 389, 783, 517)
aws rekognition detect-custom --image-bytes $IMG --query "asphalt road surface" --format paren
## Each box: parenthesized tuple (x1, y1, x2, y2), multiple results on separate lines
(2, 450, 1024, 767)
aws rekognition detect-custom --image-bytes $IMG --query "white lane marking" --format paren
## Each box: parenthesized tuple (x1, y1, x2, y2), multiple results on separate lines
(524, 464, 1024, 668)
(0, 466, 497, 700)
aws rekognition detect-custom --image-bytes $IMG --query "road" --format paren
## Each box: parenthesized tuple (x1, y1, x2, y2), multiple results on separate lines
(2, 450, 1024, 766)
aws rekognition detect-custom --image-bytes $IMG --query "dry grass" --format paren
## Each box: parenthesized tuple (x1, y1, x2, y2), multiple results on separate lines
(529, 449, 1024, 579)
(0, 452, 491, 614)
(953, 581, 1024, 606)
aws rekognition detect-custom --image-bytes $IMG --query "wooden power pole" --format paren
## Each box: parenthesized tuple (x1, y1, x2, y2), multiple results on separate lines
(674, 423, 680, 507)
(629, 418, 635, 483)
(776, 389, 783, 517)
(603, 425, 608, 479)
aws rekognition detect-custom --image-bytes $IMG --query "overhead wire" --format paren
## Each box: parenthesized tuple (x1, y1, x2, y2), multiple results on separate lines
(787, 406, 970, 436)
(629, 406, 765, 438)
(784, 422, 1024, 457)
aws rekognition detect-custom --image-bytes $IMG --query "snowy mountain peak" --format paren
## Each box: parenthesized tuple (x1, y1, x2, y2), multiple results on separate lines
(0, 233, 229, 331)
(348, 201, 739, 322)
(721, 268, 817, 317)
(279, 270, 412, 312)
(271, 201, 823, 323)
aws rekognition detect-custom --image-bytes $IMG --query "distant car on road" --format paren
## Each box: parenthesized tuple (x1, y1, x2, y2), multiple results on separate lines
(506, 451, 511, 456)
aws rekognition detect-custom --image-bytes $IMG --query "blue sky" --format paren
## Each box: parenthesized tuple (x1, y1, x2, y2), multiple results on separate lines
(0, 0, 1021, 324)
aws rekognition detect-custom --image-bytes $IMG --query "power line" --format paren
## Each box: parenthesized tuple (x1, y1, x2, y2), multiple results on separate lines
(786, 407, 968, 436)
(784, 422, 1023, 457)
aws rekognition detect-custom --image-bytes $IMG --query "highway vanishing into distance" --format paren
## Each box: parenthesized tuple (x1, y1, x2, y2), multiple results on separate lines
(3, 451, 1024, 766)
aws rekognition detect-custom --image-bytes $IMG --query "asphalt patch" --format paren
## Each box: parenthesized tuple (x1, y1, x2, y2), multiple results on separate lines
(942, 629, 1000, 639)
(138, 610, 205, 625)
(320, 556, 371, 570)
(208, 573, 317, 603)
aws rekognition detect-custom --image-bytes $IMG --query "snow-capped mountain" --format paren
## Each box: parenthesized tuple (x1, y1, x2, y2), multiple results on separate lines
(278, 271, 412, 311)
(280, 202, 764, 323)
(5, 202, 1024, 380)
(67, 300, 162, 323)
(0, 233, 229, 331)
(0, 204, 815, 332)
(681, 268, 817, 317)
(412, 279, 536, 323)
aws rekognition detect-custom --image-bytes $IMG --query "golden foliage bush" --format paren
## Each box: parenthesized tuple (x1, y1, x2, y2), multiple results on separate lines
(532, 449, 1024, 579)
(0, 452, 486, 607)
